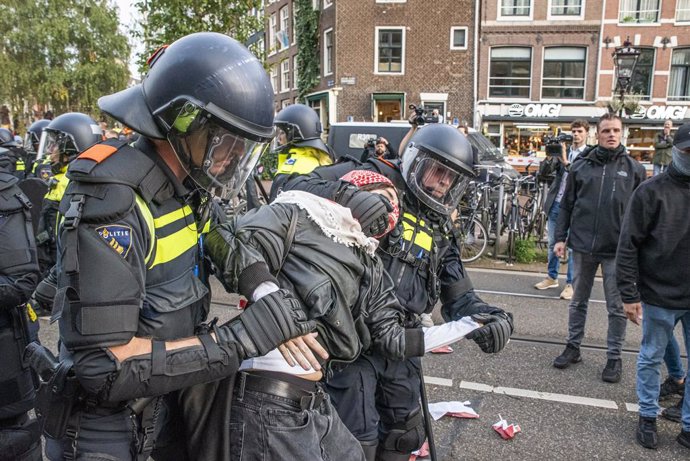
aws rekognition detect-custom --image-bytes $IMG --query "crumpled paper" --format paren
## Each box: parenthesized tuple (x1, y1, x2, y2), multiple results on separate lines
(492, 415, 521, 440)
(428, 401, 479, 421)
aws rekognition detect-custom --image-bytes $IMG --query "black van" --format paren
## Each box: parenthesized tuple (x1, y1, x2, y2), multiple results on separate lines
(327, 122, 519, 179)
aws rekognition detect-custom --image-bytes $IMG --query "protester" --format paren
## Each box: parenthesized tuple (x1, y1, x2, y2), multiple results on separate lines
(616, 122, 690, 450)
(553, 113, 646, 383)
(278, 122, 514, 460)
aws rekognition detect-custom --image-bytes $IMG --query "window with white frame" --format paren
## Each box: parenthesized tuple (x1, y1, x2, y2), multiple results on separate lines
(281, 60, 290, 92)
(549, 0, 583, 16)
(324, 28, 333, 76)
(279, 6, 289, 50)
(293, 55, 299, 89)
(450, 27, 468, 50)
(669, 48, 690, 101)
(269, 13, 277, 53)
(542, 47, 586, 99)
(677, 0, 690, 22)
(618, 0, 660, 24)
(631, 48, 654, 99)
(270, 66, 278, 94)
(282, 99, 291, 109)
(489, 47, 531, 98)
(376, 28, 405, 74)
(499, 0, 531, 17)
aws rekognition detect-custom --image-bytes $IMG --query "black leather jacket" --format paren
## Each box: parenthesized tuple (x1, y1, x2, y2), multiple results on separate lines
(275, 157, 502, 322)
(206, 201, 425, 365)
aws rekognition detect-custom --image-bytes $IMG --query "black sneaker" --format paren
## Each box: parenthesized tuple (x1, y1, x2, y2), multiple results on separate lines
(659, 375, 685, 400)
(636, 416, 658, 449)
(661, 398, 683, 423)
(678, 430, 690, 449)
(602, 358, 622, 383)
(553, 344, 582, 369)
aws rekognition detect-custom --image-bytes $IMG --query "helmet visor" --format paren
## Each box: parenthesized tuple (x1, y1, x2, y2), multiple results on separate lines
(37, 129, 79, 166)
(24, 131, 41, 153)
(406, 151, 472, 214)
(165, 100, 270, 195)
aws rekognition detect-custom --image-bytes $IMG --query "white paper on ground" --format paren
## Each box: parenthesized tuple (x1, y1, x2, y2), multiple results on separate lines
(422, 316, 481, 352)
(427, 401, 479, 421)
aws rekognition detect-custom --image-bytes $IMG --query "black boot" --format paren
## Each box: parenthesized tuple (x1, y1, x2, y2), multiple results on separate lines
(661, 398, 683, 423)
(636, 416, 658, 449)
(553, 344, 581, 369)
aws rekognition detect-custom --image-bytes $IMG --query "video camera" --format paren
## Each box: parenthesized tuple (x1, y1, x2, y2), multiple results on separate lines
(542, 130, 574, 156)
(409, 104, 439, 126)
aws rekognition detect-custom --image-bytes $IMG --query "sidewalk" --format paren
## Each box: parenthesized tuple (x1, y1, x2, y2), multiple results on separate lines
(467, 255, 603, 278)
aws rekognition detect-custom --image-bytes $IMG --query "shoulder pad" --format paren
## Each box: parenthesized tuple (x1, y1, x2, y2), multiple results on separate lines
(59, 181, 136, 224)
(0, 174, 28, 212)
(67, 139, 173, 204)
(0, 171, 19, 190)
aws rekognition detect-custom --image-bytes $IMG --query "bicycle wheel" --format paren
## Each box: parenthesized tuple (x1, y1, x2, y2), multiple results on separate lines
(460, 217, 488, 263)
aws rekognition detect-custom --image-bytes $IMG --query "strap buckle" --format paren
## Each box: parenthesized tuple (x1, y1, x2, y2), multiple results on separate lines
(63, 195, 85, 230)
(300, 388, 325, 410)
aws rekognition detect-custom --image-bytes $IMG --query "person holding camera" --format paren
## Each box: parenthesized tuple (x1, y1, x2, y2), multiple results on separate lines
(653, 119, 674, 176)
(362, 137, 398, 161)
(534, 119, 589, 299)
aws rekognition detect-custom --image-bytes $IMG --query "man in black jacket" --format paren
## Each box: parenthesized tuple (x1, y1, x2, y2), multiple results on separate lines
(553, 113, 646, 383)
(616, 123, 690, 450)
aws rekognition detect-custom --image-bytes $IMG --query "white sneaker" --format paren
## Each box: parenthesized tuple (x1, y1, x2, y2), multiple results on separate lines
(560, 284, 573, 300)
(534, 277, 559, 290)
(420, 313, 434, 328)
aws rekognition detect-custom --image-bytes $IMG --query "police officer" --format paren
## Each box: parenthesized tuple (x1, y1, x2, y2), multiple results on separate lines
(24, 119, 53, 182)
(269, 103, 335, 200)
(35, 113, 102, 277)
(0, 151, 42, 460)
(43, 32, 315, 461)
(280, 123, 514, 460)
(0, 127, 29, 179)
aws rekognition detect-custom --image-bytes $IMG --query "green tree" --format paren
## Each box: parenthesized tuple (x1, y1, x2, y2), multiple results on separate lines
(294, 0, 320, 100)
(0, 0, 129, 130)
(132, 0, 264, 72)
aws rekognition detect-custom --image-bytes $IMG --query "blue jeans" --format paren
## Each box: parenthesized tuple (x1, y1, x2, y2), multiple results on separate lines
(664, 321, 686, 381)
(637, 304, 690, 431)
(547, 202, 573, 283)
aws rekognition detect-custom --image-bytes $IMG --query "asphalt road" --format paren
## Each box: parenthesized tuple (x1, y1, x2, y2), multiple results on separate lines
(34, 265, 688, 460)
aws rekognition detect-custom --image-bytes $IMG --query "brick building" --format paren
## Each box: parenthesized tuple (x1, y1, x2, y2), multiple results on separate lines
(598, 0, 690, 164)
(264, 0, 476, 131)
(475, 0, 604, 155)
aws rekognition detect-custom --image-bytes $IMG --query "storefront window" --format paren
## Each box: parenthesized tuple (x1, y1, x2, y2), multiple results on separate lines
(542, 47, 586, 99)
(485, 124, 502, 149)
(626, 127, 660, 162)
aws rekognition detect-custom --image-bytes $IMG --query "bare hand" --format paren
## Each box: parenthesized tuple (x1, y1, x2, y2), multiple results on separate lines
(624, 302, 643, 326)
(278, 333, 329, 371)
(554, 242, 566, 258)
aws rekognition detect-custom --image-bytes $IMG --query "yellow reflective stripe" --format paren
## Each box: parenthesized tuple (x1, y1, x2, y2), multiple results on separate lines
(402, 212, 433, 251)
(134, 195, 155, 265)
(201, 219, 210, 234)
(149, 226, 198, 269)
(16, 160, 25, 171)
(153, 205, 193, 228)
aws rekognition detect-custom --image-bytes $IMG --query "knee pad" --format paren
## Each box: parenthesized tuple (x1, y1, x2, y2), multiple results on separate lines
(381, 408, 425, 453)
(0, 417, 42, 461)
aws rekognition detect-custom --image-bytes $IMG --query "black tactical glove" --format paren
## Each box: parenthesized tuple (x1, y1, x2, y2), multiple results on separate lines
(337, 186, 393, 237)
(214, 289, 316, 359)
(466, 311, 514, 354)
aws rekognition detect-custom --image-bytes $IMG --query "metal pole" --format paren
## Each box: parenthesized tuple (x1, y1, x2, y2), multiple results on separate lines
(419, 362, 438, 461)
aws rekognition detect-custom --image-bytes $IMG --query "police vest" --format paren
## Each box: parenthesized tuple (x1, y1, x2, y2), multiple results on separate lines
(0, 171, 38, 418)
(56, 139, 211, 349)
(275, 146, 332, 176)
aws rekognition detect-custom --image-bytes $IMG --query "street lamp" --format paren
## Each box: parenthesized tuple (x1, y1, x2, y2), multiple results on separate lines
(612, 37, 641, 116)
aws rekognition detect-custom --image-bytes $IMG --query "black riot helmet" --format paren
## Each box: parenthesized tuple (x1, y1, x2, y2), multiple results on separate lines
(37, 112, 102, 173)
(98, 32, 275, 196)
(272, 104, 332, 157)
(24, 119, 51, 153)
(0, 127, 17, 147)
(400, 124, 476, 215)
